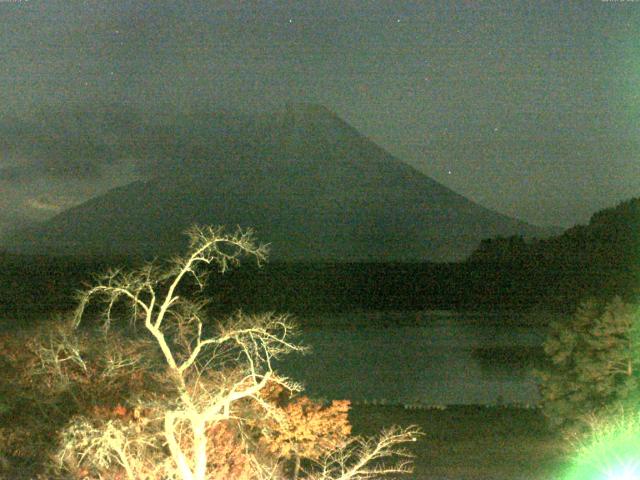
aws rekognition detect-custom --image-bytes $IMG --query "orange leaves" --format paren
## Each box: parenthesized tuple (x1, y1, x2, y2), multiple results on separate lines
(113, 404, 128, 417)
(165, 419, 255, 480)
(182, 380, 355, 479)
(204, 423, 254, 480)
(255, 382, 352, 461)
(91, 403, 130, 421)
(268, 396, 352, 459)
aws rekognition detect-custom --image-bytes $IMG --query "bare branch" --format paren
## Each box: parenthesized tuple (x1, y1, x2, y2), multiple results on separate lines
(306, 425, 423, 480)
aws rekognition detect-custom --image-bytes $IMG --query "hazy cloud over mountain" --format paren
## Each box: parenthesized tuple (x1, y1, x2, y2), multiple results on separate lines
(4, 104, 550, 261)
(1, 0, 639, 233)
(0, 104, 143, 180)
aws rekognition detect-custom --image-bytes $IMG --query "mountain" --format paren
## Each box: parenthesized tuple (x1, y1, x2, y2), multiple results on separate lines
(4, 104, 551, 262)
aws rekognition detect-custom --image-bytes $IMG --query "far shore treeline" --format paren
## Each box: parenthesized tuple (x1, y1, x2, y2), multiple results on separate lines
(0, 197, 638, 324)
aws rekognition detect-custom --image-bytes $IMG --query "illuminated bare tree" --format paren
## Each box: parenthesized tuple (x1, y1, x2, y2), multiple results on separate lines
(305, 425, 421, 480)
(45, 225, 420, 480)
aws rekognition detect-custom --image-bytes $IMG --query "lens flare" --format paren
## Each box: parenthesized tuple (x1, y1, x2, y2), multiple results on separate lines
(563, 411, 640, 480)
(604, 460, 640, 480)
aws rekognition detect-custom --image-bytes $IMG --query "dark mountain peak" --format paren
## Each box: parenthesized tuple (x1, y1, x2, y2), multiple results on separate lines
(271, 102, 353, 138)
(3, 107, 549, 261)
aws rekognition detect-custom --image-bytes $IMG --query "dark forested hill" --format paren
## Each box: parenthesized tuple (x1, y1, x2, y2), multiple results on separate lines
(468, 197, 640, 268)
(466, 197, 640, 307)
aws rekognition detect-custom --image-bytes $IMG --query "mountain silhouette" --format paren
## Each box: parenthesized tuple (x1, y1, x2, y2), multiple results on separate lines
(5, 104, 551, 261)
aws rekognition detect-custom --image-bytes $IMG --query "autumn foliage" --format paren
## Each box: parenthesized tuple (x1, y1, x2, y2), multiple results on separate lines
(266, 396, 351, 459)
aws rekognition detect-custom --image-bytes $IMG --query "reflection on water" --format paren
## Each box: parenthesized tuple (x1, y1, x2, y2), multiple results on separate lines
(275, 312, 547, 405)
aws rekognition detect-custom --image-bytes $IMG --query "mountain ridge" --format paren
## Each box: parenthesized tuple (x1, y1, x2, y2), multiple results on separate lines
(4, 104, 551, 262)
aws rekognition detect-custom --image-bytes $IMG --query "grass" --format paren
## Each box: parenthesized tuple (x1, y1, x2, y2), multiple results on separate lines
(348, 405, 570, 480)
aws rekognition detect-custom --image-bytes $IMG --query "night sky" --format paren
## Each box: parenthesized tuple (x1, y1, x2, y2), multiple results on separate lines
(1, 0, 639, 236)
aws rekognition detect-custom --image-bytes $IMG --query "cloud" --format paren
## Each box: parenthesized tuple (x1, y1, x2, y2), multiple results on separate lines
(0, 101, 265, 240)
(0, 103, 142, 181)
(0, 102, 258, 182)
(24, 194, 77, 213)
(0, 154, 143, 240)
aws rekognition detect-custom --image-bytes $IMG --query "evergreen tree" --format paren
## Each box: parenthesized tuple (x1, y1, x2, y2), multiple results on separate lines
(535, 297, 640, 434)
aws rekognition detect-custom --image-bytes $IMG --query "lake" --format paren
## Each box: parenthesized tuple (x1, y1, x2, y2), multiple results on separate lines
(275, 311, 548, 406)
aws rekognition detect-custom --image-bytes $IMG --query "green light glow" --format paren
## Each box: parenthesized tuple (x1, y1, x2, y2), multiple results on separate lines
(563, 410, 640, 480)
(604, 461, 640, 480)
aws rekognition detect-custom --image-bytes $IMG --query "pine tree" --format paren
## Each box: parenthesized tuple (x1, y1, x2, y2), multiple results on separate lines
(535, 297, 640, 434)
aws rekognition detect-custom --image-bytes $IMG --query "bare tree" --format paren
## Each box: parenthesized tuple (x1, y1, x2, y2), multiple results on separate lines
(305, 425, 422, 480)
(43, 225, 420, 480)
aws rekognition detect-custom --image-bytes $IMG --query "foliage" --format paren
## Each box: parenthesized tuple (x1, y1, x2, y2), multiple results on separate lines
(0, 316, 167, 478)
(260, 395, 351, 460)
(251, 382, 352, 478)
(19, 224, 420, 480)
(0, 329, 54, 474)
(535, 297, 640, 436)
(467, 235, 530, 265)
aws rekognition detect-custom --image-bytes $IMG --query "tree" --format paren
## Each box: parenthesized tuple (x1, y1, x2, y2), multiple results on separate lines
(36, 225, 420, 480)
(535, 296, 640, 436)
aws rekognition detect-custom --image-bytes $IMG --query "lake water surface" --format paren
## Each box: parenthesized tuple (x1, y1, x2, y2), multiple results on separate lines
(275, 311, 547, 406)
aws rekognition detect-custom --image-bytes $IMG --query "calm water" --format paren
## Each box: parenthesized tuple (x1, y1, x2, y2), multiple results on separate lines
(275, 311, 547, 406)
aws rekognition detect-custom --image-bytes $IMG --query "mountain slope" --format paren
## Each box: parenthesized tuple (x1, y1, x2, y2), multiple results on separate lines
(5, 104, 549, 262)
